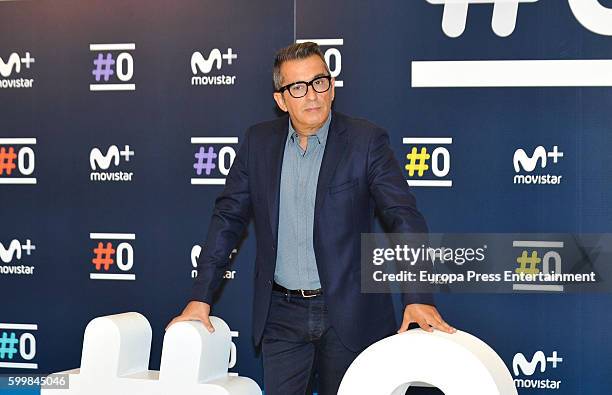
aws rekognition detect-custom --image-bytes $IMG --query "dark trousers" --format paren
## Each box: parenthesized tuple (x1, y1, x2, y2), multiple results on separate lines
(262, 289, 360, 395)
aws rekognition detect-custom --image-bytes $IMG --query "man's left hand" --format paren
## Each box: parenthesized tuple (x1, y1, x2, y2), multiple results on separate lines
(397, 304, 456, 334)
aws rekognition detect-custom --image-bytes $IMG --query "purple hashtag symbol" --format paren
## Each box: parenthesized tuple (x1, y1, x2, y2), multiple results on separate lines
(92, 53, 115, 81)
(194, 146, 217, 175)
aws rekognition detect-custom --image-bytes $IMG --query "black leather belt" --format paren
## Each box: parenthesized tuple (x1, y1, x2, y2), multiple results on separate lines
(273, 282, 323, 298)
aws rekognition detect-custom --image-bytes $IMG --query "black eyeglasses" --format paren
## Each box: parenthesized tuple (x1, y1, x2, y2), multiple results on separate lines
(277, 75, 332, 98)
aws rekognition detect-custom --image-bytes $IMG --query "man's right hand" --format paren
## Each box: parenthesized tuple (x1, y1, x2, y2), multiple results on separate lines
(165, 301, 215, 333)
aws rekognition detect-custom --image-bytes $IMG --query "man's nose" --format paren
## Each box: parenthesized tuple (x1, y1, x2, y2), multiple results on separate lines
(305, 85, 318, 100)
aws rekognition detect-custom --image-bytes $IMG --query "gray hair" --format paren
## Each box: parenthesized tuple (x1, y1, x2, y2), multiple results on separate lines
(273, 42, 330, 91)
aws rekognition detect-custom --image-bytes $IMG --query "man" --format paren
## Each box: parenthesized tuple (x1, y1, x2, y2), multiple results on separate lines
(168, 42, 455, 395)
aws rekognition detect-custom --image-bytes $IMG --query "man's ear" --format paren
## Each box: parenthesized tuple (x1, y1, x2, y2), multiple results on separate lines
(330, 77, 336, 102)
(273, 92, 288, 112)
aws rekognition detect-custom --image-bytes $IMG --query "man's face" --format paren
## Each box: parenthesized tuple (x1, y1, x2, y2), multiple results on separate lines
(273, 55, 335, 133)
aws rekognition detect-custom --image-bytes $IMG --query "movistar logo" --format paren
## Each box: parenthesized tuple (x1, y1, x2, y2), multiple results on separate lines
(90, 145, 134, 170)
(513, 350, 563, 376)
(513, 145, 563, 172)
(0, 52, 35, 77)
(0, 239, 36, 263)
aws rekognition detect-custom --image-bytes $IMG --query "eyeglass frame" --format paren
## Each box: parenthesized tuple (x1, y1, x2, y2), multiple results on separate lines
(276, 75, 333, 98)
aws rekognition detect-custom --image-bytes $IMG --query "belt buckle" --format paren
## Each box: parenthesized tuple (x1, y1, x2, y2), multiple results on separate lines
(300, 289, 317, 298)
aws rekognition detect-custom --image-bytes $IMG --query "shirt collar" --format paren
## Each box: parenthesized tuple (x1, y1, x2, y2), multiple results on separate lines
(288, 112, 332, 146)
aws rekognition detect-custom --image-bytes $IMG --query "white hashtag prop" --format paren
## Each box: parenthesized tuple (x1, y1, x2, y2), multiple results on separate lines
(426, 0, 539, 37)
(42, 312, 261, 395)
(338, 329, 517, 395)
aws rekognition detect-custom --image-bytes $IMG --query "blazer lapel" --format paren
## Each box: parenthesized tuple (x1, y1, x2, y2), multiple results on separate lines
(267, 115, 290, 247)
(314, 112, 348, 218)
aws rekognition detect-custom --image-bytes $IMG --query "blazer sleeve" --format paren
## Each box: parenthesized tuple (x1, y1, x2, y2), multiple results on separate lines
(190, 127, 253, 304)
(366, 127, 435, 306)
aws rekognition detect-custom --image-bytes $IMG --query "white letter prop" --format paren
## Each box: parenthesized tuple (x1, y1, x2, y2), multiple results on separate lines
(338, 329, 517, 395)
(568, 0, 612, 36)
(42, 312, 261, 395)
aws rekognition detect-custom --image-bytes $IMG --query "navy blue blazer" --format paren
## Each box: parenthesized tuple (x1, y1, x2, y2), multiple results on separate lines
(192, 111, 433, 352)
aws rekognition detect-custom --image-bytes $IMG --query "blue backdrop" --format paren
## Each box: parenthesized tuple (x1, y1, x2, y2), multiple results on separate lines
(1, 0, 611, 393)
